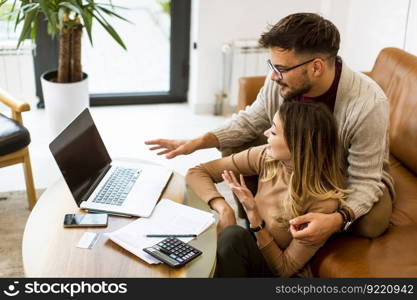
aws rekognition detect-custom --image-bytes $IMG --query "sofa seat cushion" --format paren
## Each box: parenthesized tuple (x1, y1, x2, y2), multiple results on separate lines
(0, 113, 30, 156)
(311, 154, 417, 277)
(311, 225, 417, 277)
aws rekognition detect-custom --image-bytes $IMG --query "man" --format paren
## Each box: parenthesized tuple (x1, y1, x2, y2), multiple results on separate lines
(146, 13, 394, 245)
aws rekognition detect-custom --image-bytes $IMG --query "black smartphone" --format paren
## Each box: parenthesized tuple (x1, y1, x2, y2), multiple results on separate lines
(63, 213, 108, 227)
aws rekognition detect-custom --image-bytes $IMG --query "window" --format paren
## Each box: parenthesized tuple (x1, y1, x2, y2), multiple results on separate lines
(34, 0, 190, 107)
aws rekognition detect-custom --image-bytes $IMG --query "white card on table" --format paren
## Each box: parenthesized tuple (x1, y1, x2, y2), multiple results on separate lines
(77, 232, 100, 249)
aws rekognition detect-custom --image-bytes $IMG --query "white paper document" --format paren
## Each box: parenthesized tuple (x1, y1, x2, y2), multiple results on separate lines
(105, 199, 215, 264)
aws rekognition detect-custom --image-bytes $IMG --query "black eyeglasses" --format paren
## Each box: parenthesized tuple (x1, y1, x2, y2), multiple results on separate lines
(267, 57, 316, 80)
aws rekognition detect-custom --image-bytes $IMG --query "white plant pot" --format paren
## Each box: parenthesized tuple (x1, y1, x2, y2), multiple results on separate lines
(41, 70, 89, 138)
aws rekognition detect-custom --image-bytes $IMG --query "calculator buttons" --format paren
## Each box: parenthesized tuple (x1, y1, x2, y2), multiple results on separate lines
(143, 237, 202, 268)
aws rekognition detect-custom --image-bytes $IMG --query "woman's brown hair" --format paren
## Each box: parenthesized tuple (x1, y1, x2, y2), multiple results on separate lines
(261, 101, 349, 218)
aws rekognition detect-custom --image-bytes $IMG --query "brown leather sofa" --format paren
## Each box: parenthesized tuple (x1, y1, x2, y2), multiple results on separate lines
(235, 48, 417, 277)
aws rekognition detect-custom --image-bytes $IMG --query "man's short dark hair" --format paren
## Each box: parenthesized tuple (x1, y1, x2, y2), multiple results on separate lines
(259, 13, 340, 58)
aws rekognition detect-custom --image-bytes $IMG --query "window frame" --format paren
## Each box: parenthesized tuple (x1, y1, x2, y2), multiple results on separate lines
(34, 0, 191, 107)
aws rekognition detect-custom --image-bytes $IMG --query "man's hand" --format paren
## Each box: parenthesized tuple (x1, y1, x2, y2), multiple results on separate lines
(289, 212, 343, 245)
(145, 133, 220, 159)
(145, 139, 197, 159)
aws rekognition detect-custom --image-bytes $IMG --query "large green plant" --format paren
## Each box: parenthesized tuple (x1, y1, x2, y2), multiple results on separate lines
(0, 0, 129, 83)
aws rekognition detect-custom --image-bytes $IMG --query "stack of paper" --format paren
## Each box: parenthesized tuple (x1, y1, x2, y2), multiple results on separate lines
(105, 199, 215, 264)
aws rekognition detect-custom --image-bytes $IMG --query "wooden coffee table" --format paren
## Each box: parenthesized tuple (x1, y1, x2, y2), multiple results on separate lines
(22, 160, 217, 277)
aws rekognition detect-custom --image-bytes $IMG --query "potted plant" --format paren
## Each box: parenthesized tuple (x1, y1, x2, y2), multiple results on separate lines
(1, 0, 129, 137)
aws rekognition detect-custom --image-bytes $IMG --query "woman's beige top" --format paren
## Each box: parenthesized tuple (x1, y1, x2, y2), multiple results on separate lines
(186, 145, 339, 277)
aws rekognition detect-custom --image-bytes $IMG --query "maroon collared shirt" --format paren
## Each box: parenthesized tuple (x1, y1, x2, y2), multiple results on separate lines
(298, 58, 342, 113)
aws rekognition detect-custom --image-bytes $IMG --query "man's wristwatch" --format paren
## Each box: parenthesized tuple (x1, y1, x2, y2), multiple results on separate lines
(336, 207, 353, 232)
(249, 220, 266, 232)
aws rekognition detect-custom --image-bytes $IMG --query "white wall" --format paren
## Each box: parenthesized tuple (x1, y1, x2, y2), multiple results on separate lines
(189, 0, 417, 114)
(188, 0, 323, 114)
(405, 0, 417, 55)
(322, 0, 410, 71)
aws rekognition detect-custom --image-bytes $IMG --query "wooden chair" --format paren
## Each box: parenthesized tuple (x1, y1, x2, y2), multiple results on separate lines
(0, 88, 36, 209)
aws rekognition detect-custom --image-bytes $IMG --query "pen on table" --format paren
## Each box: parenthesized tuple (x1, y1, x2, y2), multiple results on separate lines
(146, 234, 197, 238)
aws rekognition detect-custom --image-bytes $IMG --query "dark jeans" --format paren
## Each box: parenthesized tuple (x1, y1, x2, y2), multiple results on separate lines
(214, 225, 274, 277)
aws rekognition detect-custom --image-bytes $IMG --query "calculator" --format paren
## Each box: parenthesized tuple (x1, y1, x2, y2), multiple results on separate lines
(143, 237, 202, 268)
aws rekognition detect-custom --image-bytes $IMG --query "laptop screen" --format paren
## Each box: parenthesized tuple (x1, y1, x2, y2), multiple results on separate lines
(49, 108, 111, 206)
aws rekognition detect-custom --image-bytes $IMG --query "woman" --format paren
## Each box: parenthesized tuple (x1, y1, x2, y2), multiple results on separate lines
(186, 101, 352, 277)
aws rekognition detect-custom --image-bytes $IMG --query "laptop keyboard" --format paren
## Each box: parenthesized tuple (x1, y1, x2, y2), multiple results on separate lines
(92, 167, 141, 206)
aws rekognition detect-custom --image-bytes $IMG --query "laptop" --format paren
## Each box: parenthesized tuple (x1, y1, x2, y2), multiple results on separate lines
(49, 108, 172, 217)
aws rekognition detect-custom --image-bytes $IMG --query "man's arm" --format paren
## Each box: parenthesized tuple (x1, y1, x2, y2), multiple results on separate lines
(210, 74, 275, 151)
(340, 99, 389, 220)
(145, 132, 219, 159)
(145, 74, 277, 158)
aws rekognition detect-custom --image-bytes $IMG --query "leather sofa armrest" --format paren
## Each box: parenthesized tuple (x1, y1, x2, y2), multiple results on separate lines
(237, 76, 266, 111)
(224, 75, 267, 157)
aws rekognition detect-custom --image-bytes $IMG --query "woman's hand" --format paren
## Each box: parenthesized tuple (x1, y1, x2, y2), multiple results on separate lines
(209, 197, 237, 234)
(222, 170, 256, 213)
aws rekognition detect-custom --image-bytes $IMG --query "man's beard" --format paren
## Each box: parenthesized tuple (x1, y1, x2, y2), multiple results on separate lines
(276, 72, 313, 101)
(279, 82, 312, 101)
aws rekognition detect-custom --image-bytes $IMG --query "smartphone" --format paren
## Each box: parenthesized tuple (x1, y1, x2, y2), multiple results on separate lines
(63, 213, 108, 227)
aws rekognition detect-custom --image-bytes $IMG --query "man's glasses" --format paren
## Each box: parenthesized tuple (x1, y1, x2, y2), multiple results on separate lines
(267, 57, 316, 80)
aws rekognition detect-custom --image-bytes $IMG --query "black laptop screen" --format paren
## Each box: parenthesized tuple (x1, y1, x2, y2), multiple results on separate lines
(49, 109, 111, 206)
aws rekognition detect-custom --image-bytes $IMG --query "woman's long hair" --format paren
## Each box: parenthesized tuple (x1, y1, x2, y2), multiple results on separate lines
(261, 101, 350, 219)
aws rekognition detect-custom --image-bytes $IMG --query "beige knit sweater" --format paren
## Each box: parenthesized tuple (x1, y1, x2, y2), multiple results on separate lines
(211, 61, 394, 220)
